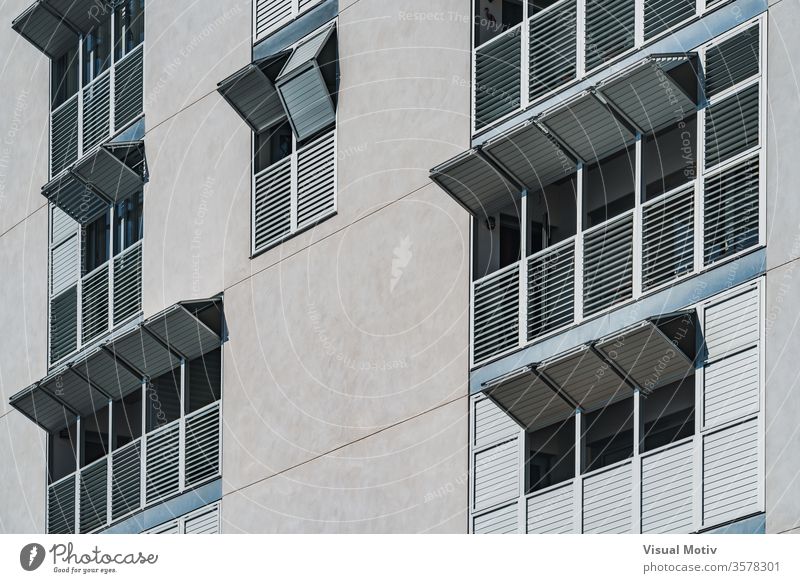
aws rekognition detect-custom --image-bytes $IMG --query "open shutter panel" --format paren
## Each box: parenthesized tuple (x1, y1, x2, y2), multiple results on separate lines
(12, 1, 79, 59)
(217, 64, 287, 133)
(72, 142, 145, 203)
(276, 25, 337, 141)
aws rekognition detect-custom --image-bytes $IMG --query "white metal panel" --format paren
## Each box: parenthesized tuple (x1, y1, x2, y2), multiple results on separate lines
(702, 418, 760, 526)
(473, 503, 518, 534)
(296, 129, 336, 229)
(703, 286, 759, 358)
(51, 205, 79, 246)
(582, 213, 634, 316)
(472, 264, 520, 364)
(704, 347, 759, 428)
(185, 505, 220, 534)
(474, 397, 519, 450)
(641, 440, 693, 533)
(582, 462, 633, 533)
(473, 439, 520, 511)
(51, 235, 79, 296)
(254, 0, 293, 41)
(146, 520, 179, 534)
(527, 481, 575, 533)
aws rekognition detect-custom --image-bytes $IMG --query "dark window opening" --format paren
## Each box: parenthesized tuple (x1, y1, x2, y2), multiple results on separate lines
(254, 121, 293, 174)
(317, 29, 339, 110)
(642, 376, 695, 452)
(81, 404, 110, 467)
(114, 0, 145, 59)
(584, 146, 636, 228)
(527, 416, 575, 493)
(499, 213, 521, 267)
(527, 173, 578, 255)
(643, 115, 697, 201)
(583, 397, 634, 473)
(51, 47, 79, 107)
(146, 367, 182, 431)
(49, 422, 78, 483)
(475, 0, 524, 46)
(83, 210, 111, 273)
(112, 391, 142, 450)
(187, 349, 222, 414)
(83, 17, 112, 84)
(473, 201, 523, 279)
(113, 191, 144, 255)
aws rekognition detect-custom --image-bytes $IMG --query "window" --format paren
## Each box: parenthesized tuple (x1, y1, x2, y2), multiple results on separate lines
(83, 17, 112, 85)
(83, 211, 111, 273)
(527, 173, 577, 255)
(114, 0, 145, 59)
(51, 47, 79, 108)
(527, 416, 575, 492)
(81, 404, 110, 467)
(472, 200, 523, 278)
(642, 376, 695, 452)
(147, 367, 182, 431)
(583, 397, 634, 472)
(254, 121, 293, 174)
(475, 0, 526, 46)
(187, 349, 222, 414)
(584, 146, 636, 228)
(49, 422, 78, 483)
(643, 115, 697, 201)
(113, 190, 144, 255)
(112, 391, 143, 450)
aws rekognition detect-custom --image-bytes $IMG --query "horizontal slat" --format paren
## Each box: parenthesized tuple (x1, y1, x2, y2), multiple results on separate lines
(473, 265, 520, 364)
(476, 28, 521, 129)
(474, 439, 519, 511)
(529, 0, 577, 101)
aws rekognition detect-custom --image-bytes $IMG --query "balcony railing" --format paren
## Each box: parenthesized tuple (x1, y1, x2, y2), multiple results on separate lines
(50, 43, 144, 176)
(471, 149, 761, 366)
(47, 401, 221, 534)
(50, 240, 143, 364)
(473, 0, 728, 131)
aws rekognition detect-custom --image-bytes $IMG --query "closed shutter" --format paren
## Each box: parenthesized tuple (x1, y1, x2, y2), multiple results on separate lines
(50, 286, 78, 363)
(51, 236, 79, 296)
(473, 397, 519, 450)
(114, 45, 144, 131)
(113, 243, 143, 324)
(473, 264, 520, 364)
(81, 263, 110, 344)
(643, 0, 695, 40)
(474, 503, 518, 534)
(475, 29, 521, 129)
(704, 347, 759, 428)
(705, 83, 759, 169)
(527, 240, 575, 340)
(254, 0, 292, 42)
(705, 25, 759, 98)
(473, 439, 519, 511)
(583, 214, 634, 316)
(48, 475, 76, 534)
(296, 129, 336, 229)
(527, 482, 575, 533)
(704, 286, 759, 358)
(111, 441, 141, 521)
(79, 459, 108, 533)
(82, 72, 111, 152)
(184, 404, 221, 488)
(641, 441, 693, 533)
(253, 156, 292, 251)
(51, 95, 79, 175)
(585, 0, 635, 71)
(145, 423, 180, 504)
(185, 505, 221, 534)
(146, 519, 179, 534)
(703, 156, 759, 265)
(641, 186, 694, 291)
(529, 1, 577, 101)
(702, 418, 759, 526)
(582, 462, 633, 533)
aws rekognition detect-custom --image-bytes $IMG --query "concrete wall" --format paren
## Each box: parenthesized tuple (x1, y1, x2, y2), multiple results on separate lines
(143, 0, 473, 532)
(0, 0, 51, 532)
(764, 0, 800, 534)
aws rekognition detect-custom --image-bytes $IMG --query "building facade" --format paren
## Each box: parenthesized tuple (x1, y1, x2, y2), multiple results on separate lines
(0, 0, 798, 535)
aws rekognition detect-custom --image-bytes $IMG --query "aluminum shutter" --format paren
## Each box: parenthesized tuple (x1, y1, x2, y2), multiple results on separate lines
(218, 63, 287, 133)
(111, 441, 141, 521)
(48, 475, 76, 534)
(702, 418, 760, 526)
(184, 505, 221, 534)
(705, 83, 759, 169)
(253, 156, 292, 251)
(705, 25, 759, 98)
(640, 440, 693, 533)
(473, 264, 520, 364)
(276, 25, 337, 141)
(296, 128, 336, 229)
(582, 462, 633, 533)
(51, 235, 79, 296)
(704, 347, 759, 428)
(50, 286, 78, 363)
(582, 213, 634, 316)
(703, 286, 759, 359)
(145, 422, 181, 504)
(527, 239, 575, 340)
(527, 481, 575, 533)
(485, 368, 574, 432)
(79, 458, 108, 533)
(474, 503, 518, 534)
(11, 1, 79, 59)
(473, 439, 519, 510)
(475, 28, 521, 129)
(473, 396, 519, 450)
(43, 172, 108, 225)
(585, 0, 636, 71)
(72, 143, 145, 203)
(529, 0, 577, 102)
(641, 185, 694, 290)
(643, 0, 695, 40)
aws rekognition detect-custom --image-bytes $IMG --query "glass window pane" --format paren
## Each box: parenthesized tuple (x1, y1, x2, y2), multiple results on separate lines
(527, 416, 575, 493)
(254, 121, 293, 174)
(583, 397, 633, 472)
